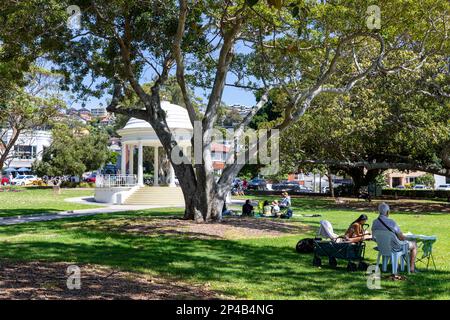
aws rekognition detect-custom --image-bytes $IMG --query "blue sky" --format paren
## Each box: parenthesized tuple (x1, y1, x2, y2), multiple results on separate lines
(74, 83, 257, 111)
(68, 34, 258, 110)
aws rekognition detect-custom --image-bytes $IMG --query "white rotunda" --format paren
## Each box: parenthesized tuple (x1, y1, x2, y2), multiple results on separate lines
(94, 101, 192, 205)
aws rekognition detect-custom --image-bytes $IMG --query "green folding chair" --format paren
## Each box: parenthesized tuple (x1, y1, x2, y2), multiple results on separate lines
(416, 238, 437, 270)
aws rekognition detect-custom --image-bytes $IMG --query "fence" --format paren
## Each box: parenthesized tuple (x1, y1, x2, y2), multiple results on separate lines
(95, 175, 137, 188)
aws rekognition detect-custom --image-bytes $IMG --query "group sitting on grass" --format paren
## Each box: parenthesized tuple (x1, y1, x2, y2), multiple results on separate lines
(239, 192, 293, 219)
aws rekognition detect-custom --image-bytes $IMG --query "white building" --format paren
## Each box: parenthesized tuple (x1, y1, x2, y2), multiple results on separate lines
(230, 104, 254, 118)
(91, 107, 107, 117)
(2, 130, 52, 170)
(288, 172, 332, 191)
(385, 170, 449, 189)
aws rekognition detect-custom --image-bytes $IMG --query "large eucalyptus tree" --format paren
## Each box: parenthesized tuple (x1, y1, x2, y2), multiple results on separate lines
(1, 0, 448, 221)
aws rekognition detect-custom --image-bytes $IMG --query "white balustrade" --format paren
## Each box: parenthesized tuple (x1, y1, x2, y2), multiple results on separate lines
(95, 175, 137, 188)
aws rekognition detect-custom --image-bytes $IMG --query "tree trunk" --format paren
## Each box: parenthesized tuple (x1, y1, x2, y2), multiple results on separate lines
(180, 180, 229, 223)
(319, 173, 322, 193)
(347, 168, 381, 196)
(0, 127, 21, 172)
(327, 167, 334, 198)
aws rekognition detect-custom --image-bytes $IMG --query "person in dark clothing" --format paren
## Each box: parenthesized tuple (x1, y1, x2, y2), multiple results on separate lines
(242, 199, 254, 216)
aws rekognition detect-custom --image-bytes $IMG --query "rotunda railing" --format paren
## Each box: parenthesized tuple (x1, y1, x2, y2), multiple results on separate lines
(95, 174, 137, 188)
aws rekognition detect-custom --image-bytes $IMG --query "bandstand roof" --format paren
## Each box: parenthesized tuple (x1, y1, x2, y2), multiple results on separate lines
(117, 101, 193, 146)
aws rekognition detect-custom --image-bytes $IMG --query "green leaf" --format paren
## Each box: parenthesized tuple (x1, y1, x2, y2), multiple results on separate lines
(246, 0, 259, 7)
(267, 0, 283, 10)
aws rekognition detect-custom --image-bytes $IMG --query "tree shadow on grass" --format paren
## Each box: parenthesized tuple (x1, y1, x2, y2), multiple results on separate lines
(0, 208, 66, 217)
(1, 224, 448, 300)
(327, 201, 450, 215)
(0, 261, 217, 300)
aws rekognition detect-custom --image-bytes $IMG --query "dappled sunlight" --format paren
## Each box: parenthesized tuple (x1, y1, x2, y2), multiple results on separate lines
(0, 196, 449, 299)
(57, 215, 310, 240)
(0, 261, 217, 300)
(0, 188, 98, 217)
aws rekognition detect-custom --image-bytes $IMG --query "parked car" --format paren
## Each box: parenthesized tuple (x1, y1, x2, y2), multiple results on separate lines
(84, 174, 97, 183)
(295, 185, 313, 193)
(247, 178, 267, 190)
(11, 175, 38, 186)
(436, 184, 450, 191)
(271, 180, 291, 191)
(412, 184, 429, 190)
(394, 185, 406, 189)
(1, 176, 10, 185)
(232, 178, 242, 188)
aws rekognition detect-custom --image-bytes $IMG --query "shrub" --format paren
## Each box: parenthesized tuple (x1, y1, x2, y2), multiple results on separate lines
(79, 182, 96, 188)
(60, 181, 96, 188)
(60, 181, 78, 188)
(382, 188, 450, 200)
(32, 180, 47, 187)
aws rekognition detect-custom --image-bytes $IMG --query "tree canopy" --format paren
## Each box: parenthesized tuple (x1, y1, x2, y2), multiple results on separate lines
(278, 57, 450, 188)
(0, 65, 63, 170)
(1, 0, 449, 220)
(33, 124, 111, 177)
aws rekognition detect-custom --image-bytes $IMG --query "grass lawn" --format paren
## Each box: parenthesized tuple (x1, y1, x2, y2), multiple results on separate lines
(0, 187, 100, 217)
(0, 196, 449, 299)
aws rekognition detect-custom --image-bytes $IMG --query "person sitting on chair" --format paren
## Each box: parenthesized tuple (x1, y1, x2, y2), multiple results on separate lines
(242, 199, 254, 216)
(372, 202, 417, 273)
(279, 192, 291, 209)
(344, 214, 372, 242)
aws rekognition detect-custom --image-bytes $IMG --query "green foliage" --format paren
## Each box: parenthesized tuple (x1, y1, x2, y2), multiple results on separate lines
(1, 0, 449, 218)
(278, 65, 450, 176)
(415, 174, 435, 187)
(33, 124, 111, 177)
(0, 64, 64, 168)
(107, 151, 119, 165)
(60, 181, 96, 188)
(0, 196, 449, 299)
(0, 188, 98, 217)
(374, 174, 387, 187)
(383, 188, 449, 200)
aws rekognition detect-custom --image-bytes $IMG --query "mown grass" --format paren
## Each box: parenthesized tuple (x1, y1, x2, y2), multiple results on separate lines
(0, 187, 100, 217)
(0, 196, 449, 299)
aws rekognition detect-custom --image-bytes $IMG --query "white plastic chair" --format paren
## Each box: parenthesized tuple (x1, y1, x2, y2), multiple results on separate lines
(373, 230, 410, 274)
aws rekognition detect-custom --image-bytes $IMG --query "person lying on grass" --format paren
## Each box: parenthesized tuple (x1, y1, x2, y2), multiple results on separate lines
(372, 202, 418, 274)
(344, 214, 372, 242)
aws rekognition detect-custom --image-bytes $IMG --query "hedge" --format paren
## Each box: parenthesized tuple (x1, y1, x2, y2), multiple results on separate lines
(382, 188, 450, 200)
(60, 181, 96, 188)
(245, 188, 450, 200)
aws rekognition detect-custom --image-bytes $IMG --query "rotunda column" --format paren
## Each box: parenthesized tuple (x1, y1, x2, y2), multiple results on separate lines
(129, 145, 134, 175)
(153, 146, 159, 186)
(121, 143, 127, 175)
(138, 141, 144, 186)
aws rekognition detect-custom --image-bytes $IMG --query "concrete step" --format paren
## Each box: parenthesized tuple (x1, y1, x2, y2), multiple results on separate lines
(124, 187, 185, 206)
